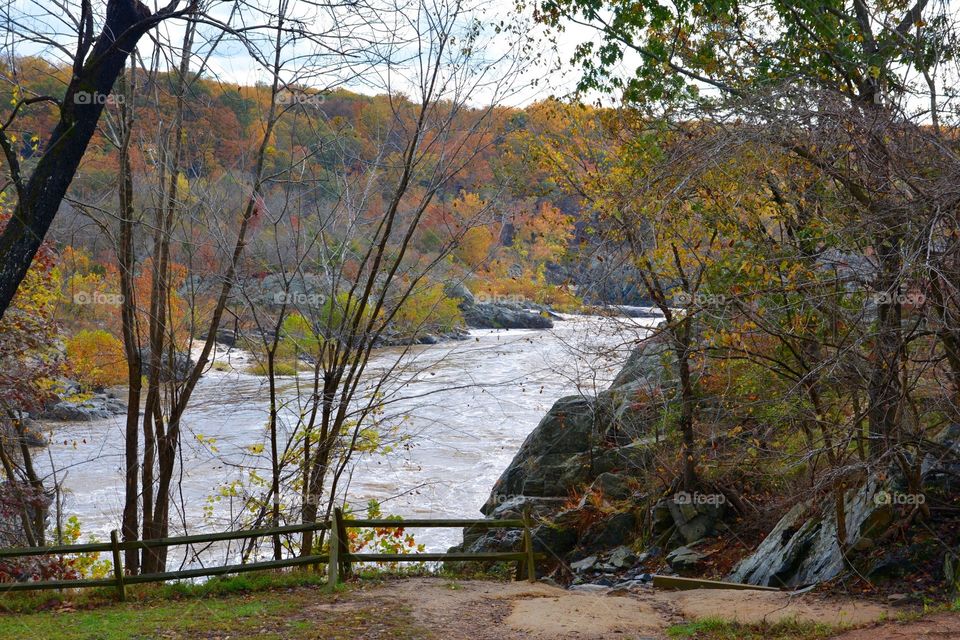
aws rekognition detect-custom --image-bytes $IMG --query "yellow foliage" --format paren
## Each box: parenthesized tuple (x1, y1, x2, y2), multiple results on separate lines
(66, 329, 127, 388)
(454, 225, 496, 268)
(392, 282, 463, 336)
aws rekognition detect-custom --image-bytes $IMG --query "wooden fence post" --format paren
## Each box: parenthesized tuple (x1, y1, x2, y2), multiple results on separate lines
(328, 511, 341, 587)
(522, 507, 535, 583)
(110, 530, 126, 602)
(334, 507, 352, 578)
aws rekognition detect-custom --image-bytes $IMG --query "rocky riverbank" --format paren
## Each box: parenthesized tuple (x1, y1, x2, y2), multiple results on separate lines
(451, 336, 960, 598)
(34, 380, 127, 423)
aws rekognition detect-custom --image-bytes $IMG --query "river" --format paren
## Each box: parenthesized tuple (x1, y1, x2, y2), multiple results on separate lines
(37, 313, 659, 561)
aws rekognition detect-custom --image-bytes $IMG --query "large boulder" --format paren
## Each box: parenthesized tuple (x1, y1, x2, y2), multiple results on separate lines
(462, 303, 554, 330)
(452, 338, 671, 565)
(482, 395, 597, 511)
(40, 397, 126, 421)
(478, 338, 670, 514)
(481, 395, 657, 514)
(38, 382, 127, 422)
(578, 511, 638, 553)
(444, 282, 556, 330)
(609, 336, 672, 391)
(729, 475, 893, 587)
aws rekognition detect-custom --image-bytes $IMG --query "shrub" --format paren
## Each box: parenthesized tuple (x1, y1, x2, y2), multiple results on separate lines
(65, 329, 127, 389)
(245, 360, 299, 377)
(392, 283, 463, 337)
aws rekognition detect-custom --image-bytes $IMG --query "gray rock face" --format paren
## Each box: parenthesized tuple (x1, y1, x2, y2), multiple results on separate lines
(482, 395, 598, 508)
(451, 339, 669, 567)
(481, 392, 658, 516)
(728, 475, 893, 587)
(609, 336, 672, 390)
(590, 473, 634, 500)
(41, 394, 127, 421)
(667, 544, 709, 571)
(444, 282, 555, 330)
(442, 282, 475, 307)
(462, 303, 554, 330)
(37, 381, 127, 422)
(580, 512, 638, 553)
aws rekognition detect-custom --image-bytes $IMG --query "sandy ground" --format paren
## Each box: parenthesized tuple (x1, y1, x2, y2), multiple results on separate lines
(330, 577, 914, 639)
(830, 613, 960, 639)
(664, 588, 888, 626)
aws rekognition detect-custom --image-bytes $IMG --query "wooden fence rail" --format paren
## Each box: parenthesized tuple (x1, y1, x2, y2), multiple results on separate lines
(0, 511, 539, 602)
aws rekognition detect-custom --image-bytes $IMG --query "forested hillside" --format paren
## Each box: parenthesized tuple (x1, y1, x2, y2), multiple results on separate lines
(1, 0, 959, 636)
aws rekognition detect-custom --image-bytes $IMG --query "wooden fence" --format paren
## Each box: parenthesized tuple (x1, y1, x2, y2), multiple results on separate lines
(0, 509, 538, 602)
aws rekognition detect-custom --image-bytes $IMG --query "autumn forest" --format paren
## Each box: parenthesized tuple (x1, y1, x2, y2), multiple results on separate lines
(1, 0, 960, 638)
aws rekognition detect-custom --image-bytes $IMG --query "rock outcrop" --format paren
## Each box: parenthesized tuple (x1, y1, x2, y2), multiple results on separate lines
(37, 380, 127, 422)
(451, 336, 671, 565)
(444, 282, 556, 330)
(728, 475, 893, 587)
(456, 335, 951, 592)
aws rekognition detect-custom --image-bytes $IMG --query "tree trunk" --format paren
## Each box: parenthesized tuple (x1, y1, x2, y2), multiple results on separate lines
(116, 62, 143, 576)
(0, 0, 155, 320)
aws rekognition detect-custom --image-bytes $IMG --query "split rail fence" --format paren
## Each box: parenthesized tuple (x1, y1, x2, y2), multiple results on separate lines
(0, 509, 538, 601)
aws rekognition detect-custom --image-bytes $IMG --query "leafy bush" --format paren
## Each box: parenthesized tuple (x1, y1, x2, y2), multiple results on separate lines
(65, 329, 127, 389)
(245, 360, 299, 377)
(391, 283, 463, 337)
(347, 500, 425, 570)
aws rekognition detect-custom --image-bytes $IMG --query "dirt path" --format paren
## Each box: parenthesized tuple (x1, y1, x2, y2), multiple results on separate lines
(829, 613, 960, 639)
(324, 578, 901, 639)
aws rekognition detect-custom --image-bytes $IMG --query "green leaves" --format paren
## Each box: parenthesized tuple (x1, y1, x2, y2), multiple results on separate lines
(538, 0, 950, 107)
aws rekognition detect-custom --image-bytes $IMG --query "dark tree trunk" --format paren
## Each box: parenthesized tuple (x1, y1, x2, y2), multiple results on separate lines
(0, 0, 156, 320)
(116, 62, 143, 576)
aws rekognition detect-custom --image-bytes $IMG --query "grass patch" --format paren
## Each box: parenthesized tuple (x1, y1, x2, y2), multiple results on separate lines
(667, 617, 836, 640)
(0, 570, 333, 615)
(0, 573, 427, 640)
(245, 360, 300, 376)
